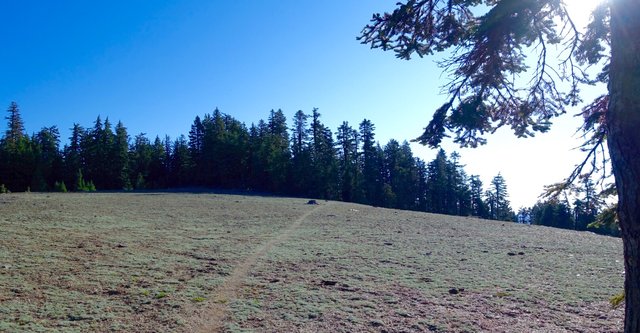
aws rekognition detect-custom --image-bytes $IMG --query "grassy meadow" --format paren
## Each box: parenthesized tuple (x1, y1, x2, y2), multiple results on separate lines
(0, 193, 624, 332)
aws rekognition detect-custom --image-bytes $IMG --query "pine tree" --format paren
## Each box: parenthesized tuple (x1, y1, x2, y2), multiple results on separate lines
(308, 109, 338, 199)
(4, 102, 25, 148)
(130, 133, 152, 189)
(0, 102, 34, 191)
(469, 175, 489, 218)
(291, 110, 309, 159)
(488, 173, 514, 221)
(290, 110, 313, 195)
(359, 119, 382, 205)
(219, 114, 249, 188)
(247, 121, 269, 190)
(573, 176, 602, 231)
(381, 139, 417, 209)
(447, 152, 471, 216)
(264, 109, 290, 192)
(99, 118, 116, 188)
(201, 110, 225, 186)
(113, 121, 131, 190)
(148, 136, 168, 188)
(425, 149, 449, 214)
(188, 115, 204, 184)
(169, 135, 191, 187)
(336, 121, 359, 202)
(64, 124, 85, 191)
(79, 116, 108, 190)
(395, 141, 418, 210)
(33, 126, 62, 191)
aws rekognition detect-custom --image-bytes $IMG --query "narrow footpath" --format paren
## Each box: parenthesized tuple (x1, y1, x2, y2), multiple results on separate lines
(191, 202, 325, 333)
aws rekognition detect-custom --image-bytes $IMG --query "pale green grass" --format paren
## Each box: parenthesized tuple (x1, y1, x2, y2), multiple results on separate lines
(0, 192, 307, 332)
(237, 202, 624, 332)
(0, 193, 625, 332)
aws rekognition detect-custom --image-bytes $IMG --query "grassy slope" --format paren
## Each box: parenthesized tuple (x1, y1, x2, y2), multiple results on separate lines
(0, 193, 624, 332)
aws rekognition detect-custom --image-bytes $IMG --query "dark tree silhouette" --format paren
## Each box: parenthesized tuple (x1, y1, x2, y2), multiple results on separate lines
(4, 102, 25, 147)
(336, 121, 359, 202)
(469, 175, 489, 218)
(487, 173, 514, 221)
(290, 110, 312, 195)
(0, 102, 33, 191)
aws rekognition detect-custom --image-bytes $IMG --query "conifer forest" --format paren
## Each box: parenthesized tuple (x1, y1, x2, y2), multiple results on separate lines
(0, 102, 614, 235)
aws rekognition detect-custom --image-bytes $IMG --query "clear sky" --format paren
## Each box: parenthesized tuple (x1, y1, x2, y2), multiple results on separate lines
(1, 1, 605, 208)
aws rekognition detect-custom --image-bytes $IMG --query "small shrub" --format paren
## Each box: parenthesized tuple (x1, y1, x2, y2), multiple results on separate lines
(86, 181, 96, 192)
(155, 291, 168, 299)
(135, 173, 146, 190)
(54, 181, 68, 193)
(192, 296, 206, 302)
(123, 178, 133, 191)
(610, 292, 625, 308)
(75, 169, 96, 191)
(0, 184, 7, 194)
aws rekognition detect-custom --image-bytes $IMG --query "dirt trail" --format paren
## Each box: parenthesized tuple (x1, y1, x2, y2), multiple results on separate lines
(191, 202, 325, 333)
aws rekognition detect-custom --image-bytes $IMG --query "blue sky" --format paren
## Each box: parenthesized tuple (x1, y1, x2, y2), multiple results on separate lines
(1, 1, 603, 208)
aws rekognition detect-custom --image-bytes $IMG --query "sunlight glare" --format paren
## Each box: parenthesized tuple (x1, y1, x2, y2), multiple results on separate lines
(562, 0, 604, 26)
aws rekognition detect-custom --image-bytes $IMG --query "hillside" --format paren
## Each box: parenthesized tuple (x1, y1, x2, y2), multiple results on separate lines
(0, 193, 624, 332)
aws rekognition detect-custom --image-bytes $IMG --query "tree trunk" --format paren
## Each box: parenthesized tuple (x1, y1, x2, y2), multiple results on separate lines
(608, 0, 640, 331)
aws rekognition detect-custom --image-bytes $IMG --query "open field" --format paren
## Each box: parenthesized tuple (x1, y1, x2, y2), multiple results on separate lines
(0, 192, 624, 332)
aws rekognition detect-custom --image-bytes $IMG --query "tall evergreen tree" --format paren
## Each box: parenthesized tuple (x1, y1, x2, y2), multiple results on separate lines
(573, 176, 602, 231)
(200, 111, 223, 186)
(263, 109, 290, 192)
(129, 133, 152, 189)
(80, 116, 108, 189)
(188, 115, 204, 184)
(395, 141, 419, 210)
(290, 110, 312, 195)
(169, 135, 191, 187)
(63, 124, 85, 191)
(469, 175, 489, 218)
(359, 119, 382, 205)
(32, 126, 63, 191)
(148, 136, 168, 188)
(99, 118, 116, 189)
(4, 102, 25, 148)
(247, 121, 269, 190)
(447, 152, 471, 216)
(308, 109, 338, 199)
(112, 121, 131, 190)
(488, 173, 514, 221)
(380, 139, 417, 209)
(414, 157, 428, 211)
(425, 149, 450, 214)
(0, 102, 33, 191)
(336, 121, 359, 202)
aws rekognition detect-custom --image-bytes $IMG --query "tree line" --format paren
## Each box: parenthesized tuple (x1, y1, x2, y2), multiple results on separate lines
(0, 102, 515, 221)
(518, 176, 619, 237)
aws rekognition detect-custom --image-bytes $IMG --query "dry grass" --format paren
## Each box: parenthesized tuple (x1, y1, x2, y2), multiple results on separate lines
(0, 193, 624, 332)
